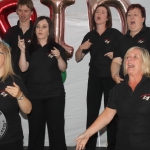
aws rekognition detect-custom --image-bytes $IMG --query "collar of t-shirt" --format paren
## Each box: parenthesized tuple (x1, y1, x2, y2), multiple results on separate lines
(17, 20, 33, 38)
(126, 25, 146, 36)
(124, 74, 149, 85)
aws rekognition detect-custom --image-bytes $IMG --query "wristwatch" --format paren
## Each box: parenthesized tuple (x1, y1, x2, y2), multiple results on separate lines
(17, 94, 24, 100)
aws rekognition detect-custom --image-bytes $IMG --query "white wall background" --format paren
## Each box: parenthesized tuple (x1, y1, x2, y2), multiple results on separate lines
(7, 0, 150, 147)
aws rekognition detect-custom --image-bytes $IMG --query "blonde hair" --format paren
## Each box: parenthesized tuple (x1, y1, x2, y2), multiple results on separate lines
(17, 0, 34, 11)
(0, 41, 15, 82)
(123, 46, 150, 77)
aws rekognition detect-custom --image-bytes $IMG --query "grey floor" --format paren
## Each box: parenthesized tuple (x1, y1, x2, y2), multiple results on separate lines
(24, 147, 107, 150)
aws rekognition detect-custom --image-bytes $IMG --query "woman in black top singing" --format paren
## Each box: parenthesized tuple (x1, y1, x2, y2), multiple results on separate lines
(75, 4, 122, 150)
(76, 46, 150, 150)
(0, 41, 31, 150)
(18, 16, 67, 150)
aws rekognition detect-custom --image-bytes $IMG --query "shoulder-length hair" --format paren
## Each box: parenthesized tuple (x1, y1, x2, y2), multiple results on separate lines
(126, 4, 146, 26)
(92, 4, 112, 29)
(30, 16, 55, 47)
(123, 46, 150, 77)
(0, 41, 15, 82)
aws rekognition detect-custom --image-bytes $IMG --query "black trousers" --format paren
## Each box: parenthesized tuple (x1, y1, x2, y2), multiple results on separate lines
(0, 140, 23, 150)
(28, 95, 67, 150)
(86, 75, 117, 150)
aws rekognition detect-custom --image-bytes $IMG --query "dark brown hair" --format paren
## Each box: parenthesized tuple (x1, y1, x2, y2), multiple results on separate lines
(30, 16, 55, 51)
(126, 4, 146, 26)
(92, 4, 112, 29)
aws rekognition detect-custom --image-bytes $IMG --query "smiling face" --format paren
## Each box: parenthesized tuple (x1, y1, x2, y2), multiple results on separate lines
(94, 6, 108, 26)
(35, 19, 49, 42)
(16, 5, 33, 23)
(127, 8, 145, 34)
(124, 48, 143, 76)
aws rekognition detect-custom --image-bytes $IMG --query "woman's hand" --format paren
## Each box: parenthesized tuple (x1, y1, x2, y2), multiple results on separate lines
(113, 74, 124, 84)
(76, 132, 90, 150)
(80, 39, 92, 50)
(5, 82, 22, 98)
(5, 82, 32, 114)
(104, 52, 113, 59)
(18, 35, 25, 53)
(51, 47, 61, 59)
(51, 47, 67, 71)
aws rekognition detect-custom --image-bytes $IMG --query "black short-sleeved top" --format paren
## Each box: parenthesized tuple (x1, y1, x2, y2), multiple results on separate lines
(81, 28, 122, 77)
(107, 75, 150, 134)
(114, 26, 150, 59)
(0, 75, 28, 145)
(26, 43, 67, 99)
(3, 21, 33, 82)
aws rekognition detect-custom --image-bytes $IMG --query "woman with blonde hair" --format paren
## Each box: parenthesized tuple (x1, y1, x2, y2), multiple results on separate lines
(0, 41, 32, 150)
(76, 46, 150, 150)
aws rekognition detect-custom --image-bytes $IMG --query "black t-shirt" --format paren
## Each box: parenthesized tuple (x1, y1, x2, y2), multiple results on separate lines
(0, 75, 28, 145)
(81, 28, 122, 77)
(114, 26, 150, 59)
(26, 43, 67, 99)
(107, 75, 150, 134)
(3, 21, 33, 83)
(113, 26, 150, 77)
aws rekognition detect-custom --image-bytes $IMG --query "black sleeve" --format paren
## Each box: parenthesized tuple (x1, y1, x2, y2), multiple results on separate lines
(107, 86, 117, 109)
(111, 29, 123, 54)
(113, 36, 123, 58)
(56, 44, 67, 66)
(116, 29, 123, 40)
(81, 33, 91, 55)
(3, 28, 12, 44)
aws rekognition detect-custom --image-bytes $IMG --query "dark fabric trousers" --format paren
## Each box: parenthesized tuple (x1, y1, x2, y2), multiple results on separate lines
(28, 95, 67, 150)
(86, 75, 117, 150)
(0, 140, 23, 150)
(116, 131, 150, 150)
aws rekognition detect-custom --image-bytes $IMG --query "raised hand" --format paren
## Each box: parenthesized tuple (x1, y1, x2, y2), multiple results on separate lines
(80, 39, 92, 50)
(104, 52, 113, 59)
(113, 74, 124, 84)
(5, 82, 22, 98)
(51, 47, 61, 59)
(18, 35, 25, 53)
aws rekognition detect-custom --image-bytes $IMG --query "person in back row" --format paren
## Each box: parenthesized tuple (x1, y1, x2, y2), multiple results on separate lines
(3, 0, 34, 84)
(75, 4, 122, 150)
(111, 3, 150, 84)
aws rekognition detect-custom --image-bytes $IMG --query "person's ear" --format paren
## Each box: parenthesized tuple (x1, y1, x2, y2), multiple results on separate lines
(142, 17, 145, 23)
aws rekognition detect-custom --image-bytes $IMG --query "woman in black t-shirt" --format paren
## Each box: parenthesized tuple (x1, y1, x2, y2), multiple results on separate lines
(76, 47, 150, 150)
(75, 4, 122, 150)
(0, 41, 32, 150)
(18, 16, 67, 150)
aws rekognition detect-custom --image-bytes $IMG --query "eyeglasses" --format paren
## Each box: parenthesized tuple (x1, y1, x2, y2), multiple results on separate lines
(0, 52, 4, 55)
(2, 40, 10, 47)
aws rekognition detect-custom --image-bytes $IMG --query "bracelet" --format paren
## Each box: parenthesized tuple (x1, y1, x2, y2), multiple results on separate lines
(17, 94, 24, 100)
(20, 50, 25, 53)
